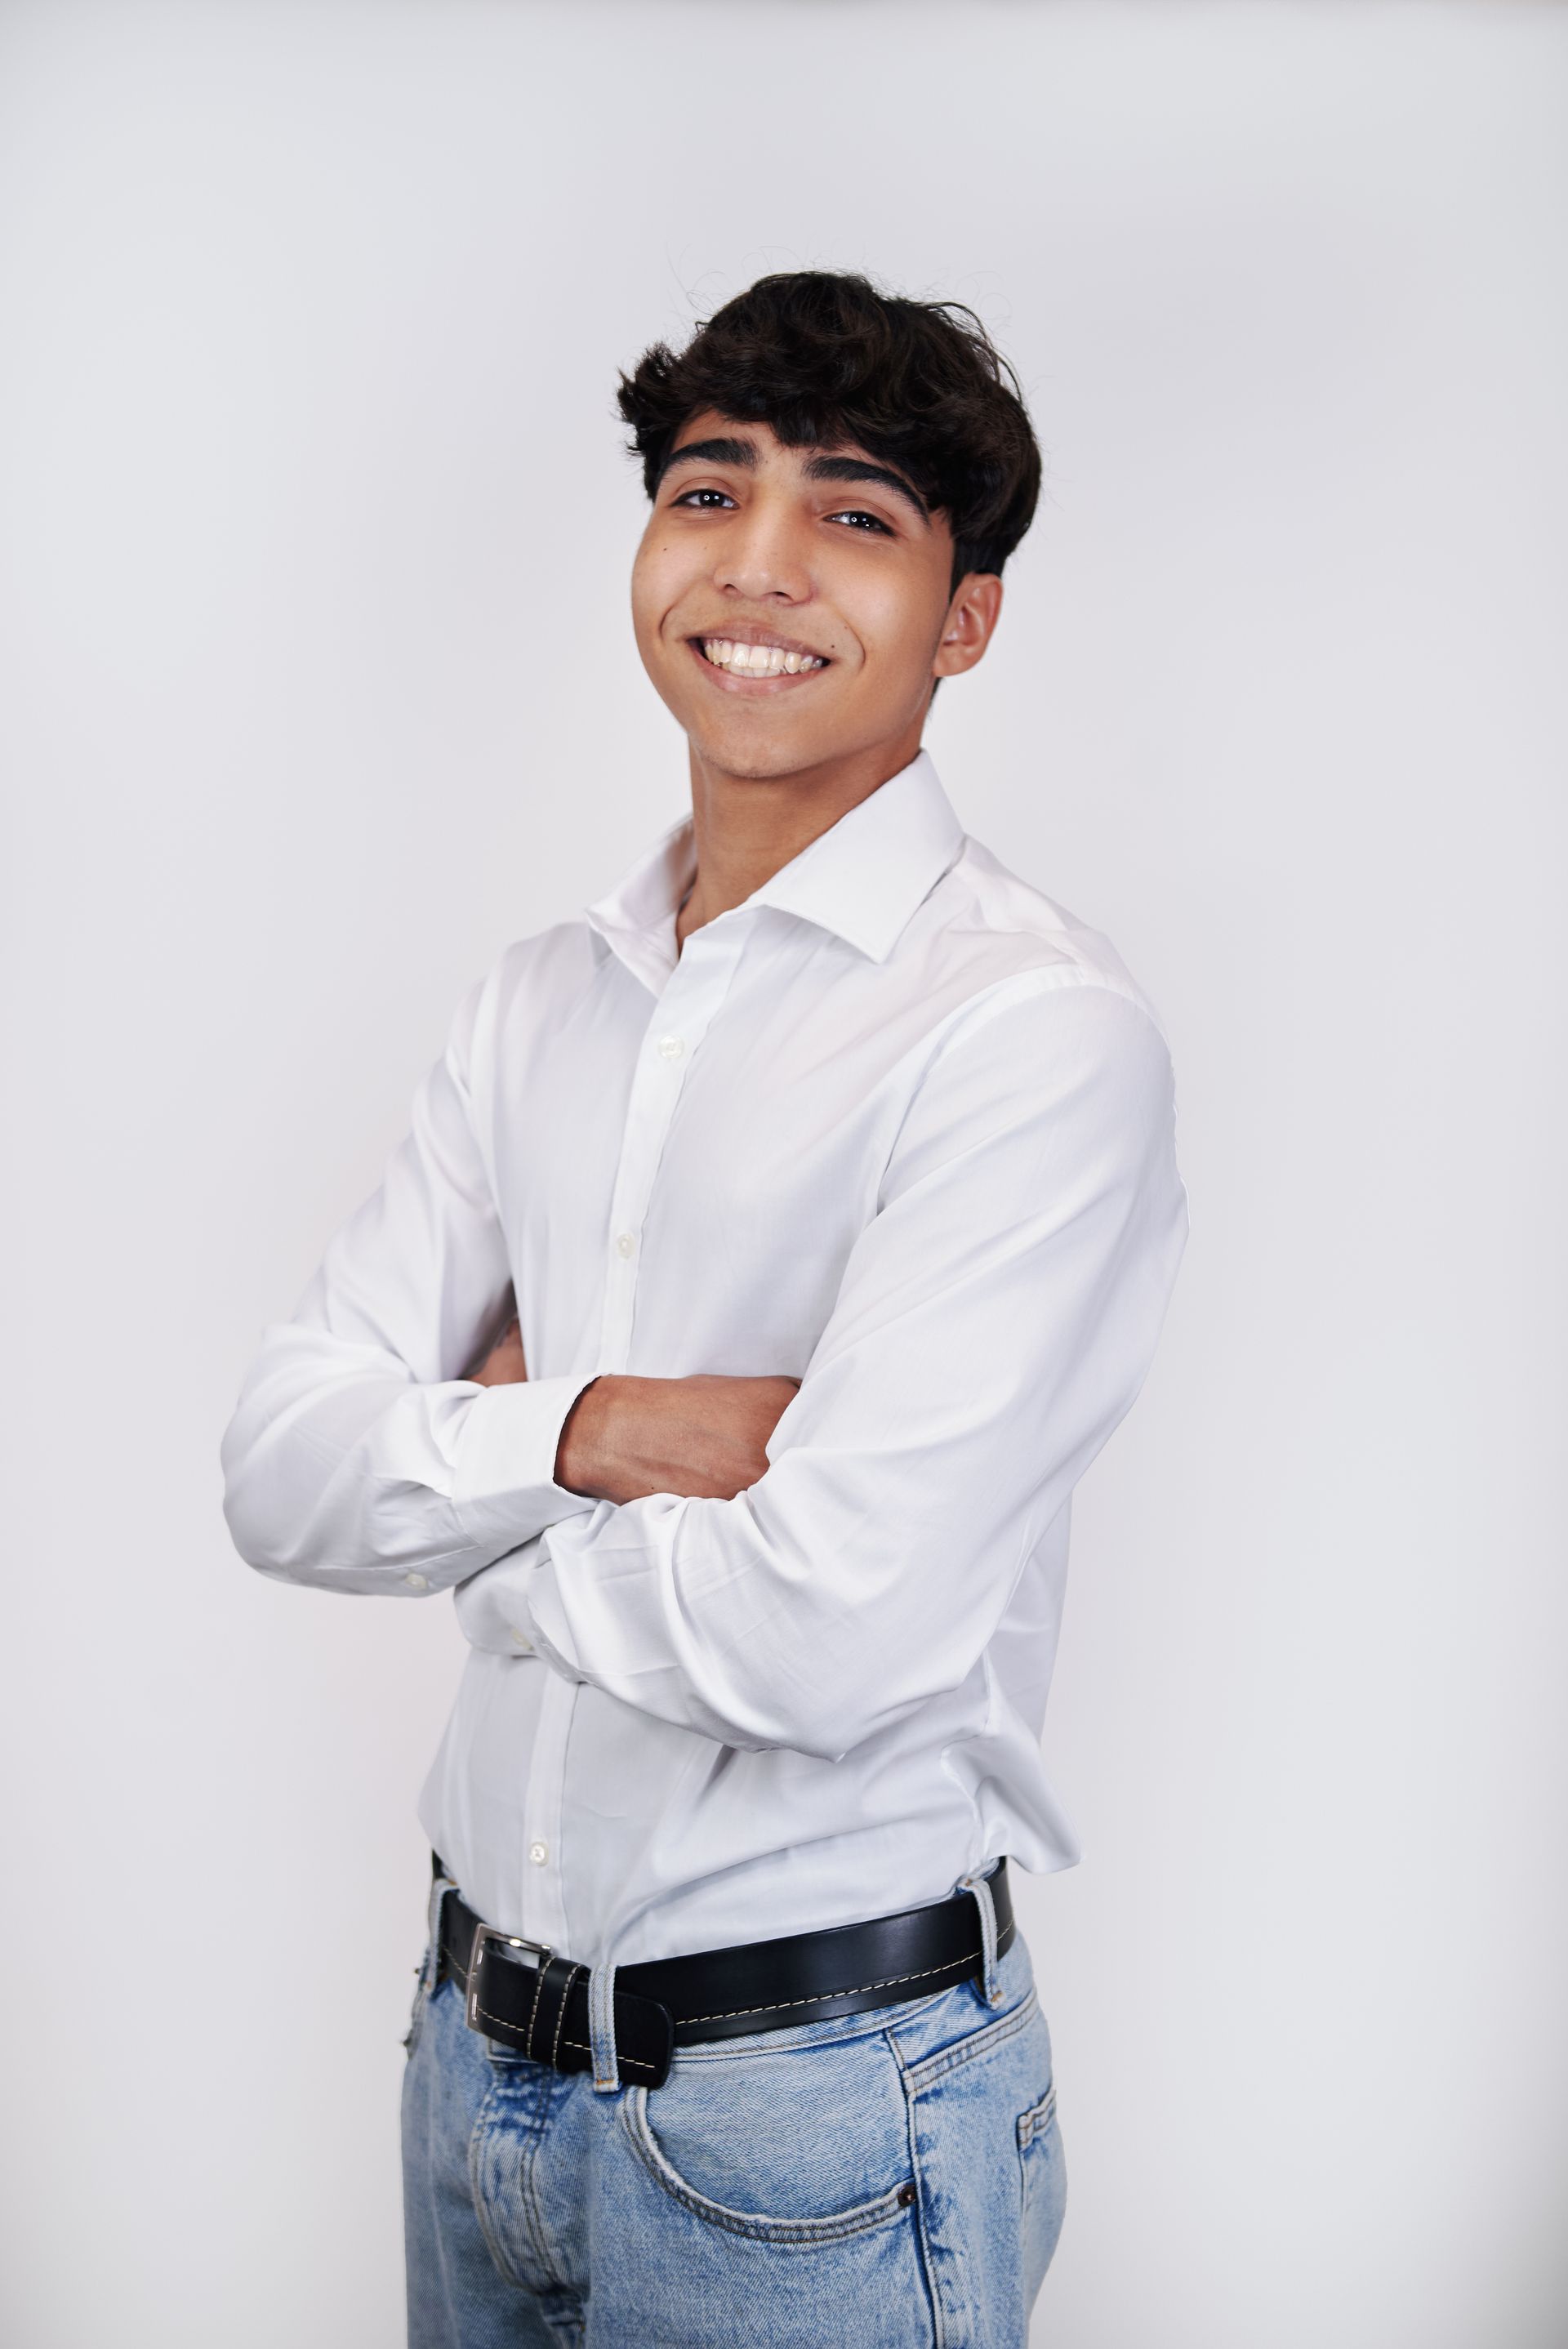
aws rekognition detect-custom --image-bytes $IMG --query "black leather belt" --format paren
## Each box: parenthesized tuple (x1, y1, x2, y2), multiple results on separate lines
(430, 1854, 1013, 2092)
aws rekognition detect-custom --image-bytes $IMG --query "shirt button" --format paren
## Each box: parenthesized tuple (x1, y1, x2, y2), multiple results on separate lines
(656, 1033, 685, 1061)
(402, 1572, 429, 1591)
(614, 1230, 636, 1259)
(528, 1840, 550, 1867)
(511, 1629, 533, 1652)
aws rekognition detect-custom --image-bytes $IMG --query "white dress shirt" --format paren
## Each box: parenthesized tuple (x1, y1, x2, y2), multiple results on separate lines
(222, 751, 1187, 1963)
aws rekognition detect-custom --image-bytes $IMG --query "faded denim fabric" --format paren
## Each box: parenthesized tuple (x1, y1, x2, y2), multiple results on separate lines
(401, 1928, 1066, 2347)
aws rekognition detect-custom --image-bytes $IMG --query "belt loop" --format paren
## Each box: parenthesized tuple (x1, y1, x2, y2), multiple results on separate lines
(958, 1862, 1004, 2008)
(424, 1865, 457, 1994)
(588, 1958, 621, 2094)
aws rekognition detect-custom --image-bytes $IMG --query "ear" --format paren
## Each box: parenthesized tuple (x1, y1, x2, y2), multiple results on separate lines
(933, 573, 1004, 679)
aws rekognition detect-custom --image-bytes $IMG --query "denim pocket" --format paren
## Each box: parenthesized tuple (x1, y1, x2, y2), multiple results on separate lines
(623, 2020, 917, 2244)
(1016, 2079, 1067, 2296)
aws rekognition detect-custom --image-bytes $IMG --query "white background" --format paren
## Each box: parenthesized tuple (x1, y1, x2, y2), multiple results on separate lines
(2, 3, 1565, 2342)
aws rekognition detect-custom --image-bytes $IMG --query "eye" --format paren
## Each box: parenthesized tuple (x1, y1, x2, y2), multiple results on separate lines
(826, 508, 893, 535)
(671, 487, 735, 510)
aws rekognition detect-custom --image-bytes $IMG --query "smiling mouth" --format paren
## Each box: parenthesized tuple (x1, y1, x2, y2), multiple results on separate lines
(692, 635, 829, 680)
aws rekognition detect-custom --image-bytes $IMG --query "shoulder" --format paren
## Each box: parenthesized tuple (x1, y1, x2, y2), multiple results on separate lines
(936, 837, 1165, 1017)
(443, 916, 599, 1075)
(906, 833, 1175, 1068)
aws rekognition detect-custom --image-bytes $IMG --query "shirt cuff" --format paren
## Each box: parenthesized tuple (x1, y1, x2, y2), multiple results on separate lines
(451, 1375, 599, 1552)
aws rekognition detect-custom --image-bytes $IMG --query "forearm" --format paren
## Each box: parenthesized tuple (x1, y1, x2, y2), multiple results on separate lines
(451, 1366, 800, 1649)
(554, 1372, 799, 1503)
(220, 1326, 598, 1595)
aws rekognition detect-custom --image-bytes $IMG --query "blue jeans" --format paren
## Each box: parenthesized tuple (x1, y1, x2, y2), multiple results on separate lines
(401, 1914, 1067, 2346)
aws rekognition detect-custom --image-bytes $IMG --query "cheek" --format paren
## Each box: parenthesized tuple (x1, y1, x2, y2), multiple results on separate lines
(630, 542, 688, 647)
(817, 545, 949, 690)
(850, 590, 945, 692)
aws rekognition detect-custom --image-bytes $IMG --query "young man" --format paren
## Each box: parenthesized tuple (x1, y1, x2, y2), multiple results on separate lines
(223, 271, 1187, 2346)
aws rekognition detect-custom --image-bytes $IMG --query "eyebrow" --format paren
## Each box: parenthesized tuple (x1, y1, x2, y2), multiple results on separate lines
(804, 453, 929, 523)
(658, 436, 759, 479)
(658, 436, 929, 524)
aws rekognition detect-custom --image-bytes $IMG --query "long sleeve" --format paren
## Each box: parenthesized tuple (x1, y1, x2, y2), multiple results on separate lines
(220, 976, 596, 1596)
(521, 972, 1189, 1758)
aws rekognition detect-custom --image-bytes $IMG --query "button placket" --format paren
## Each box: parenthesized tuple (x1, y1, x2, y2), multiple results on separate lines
(519, 1667, 572, 1947)
(523, 920, 751, 1954)
(596, 929, 749, 1374)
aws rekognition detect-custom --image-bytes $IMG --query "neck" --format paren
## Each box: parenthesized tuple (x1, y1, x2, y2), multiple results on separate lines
(675, 722, 924, 952)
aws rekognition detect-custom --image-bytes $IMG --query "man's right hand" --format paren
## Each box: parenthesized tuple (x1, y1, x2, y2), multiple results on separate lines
(556, 1373, 801, 1505)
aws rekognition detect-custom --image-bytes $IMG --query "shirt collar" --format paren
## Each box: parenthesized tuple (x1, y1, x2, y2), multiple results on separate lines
(583, 750, 966, 987)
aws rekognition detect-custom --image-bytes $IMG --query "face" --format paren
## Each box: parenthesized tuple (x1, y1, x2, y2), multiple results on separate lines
(630, 412, 1004, 787)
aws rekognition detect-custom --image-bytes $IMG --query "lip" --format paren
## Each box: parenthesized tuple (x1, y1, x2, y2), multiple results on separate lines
(683, 626, 834, 694)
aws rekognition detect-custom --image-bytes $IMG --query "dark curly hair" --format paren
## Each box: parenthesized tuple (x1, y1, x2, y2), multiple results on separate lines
(617, 272, 1041, 592)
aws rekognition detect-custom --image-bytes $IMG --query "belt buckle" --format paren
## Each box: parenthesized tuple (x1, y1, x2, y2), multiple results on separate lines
(466, 1923, 555, 2040)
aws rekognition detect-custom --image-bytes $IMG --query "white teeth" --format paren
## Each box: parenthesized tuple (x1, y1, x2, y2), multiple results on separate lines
(701, 637, 824, 675)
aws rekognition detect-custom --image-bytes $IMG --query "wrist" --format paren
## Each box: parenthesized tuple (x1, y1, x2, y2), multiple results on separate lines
(555, 1375, 612, 1497)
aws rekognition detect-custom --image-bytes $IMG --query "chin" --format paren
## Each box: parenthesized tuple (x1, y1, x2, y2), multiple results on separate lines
(688, 722, 827, 782)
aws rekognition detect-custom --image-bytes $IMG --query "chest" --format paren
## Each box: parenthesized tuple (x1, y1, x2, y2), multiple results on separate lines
(484, 928, 946, 1376)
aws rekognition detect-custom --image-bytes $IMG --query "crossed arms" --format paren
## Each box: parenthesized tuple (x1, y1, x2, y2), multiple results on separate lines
(221, 971, 1187, 1761)
(470, 1315, 799, 1509)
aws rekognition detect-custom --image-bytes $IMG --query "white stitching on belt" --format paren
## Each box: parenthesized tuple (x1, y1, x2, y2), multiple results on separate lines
(550, 1963, 582, 2074)
(454, 1926, 1000, 2058)
(467, 2001, 662, 2078)
(678, 1951, 979, 2030)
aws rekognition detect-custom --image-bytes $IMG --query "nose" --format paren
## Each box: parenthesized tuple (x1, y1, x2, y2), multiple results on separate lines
(712, 494, 812, 604)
